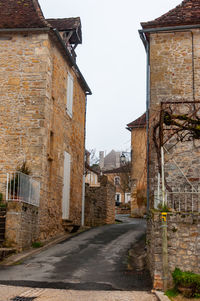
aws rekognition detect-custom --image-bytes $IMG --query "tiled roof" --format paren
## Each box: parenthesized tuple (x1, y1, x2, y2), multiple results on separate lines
(141, 0, 200, 29)
(47, 17, 82, 44)
(103, 166, 130, 174)
(127, 113, 146, 130)
(0, 0, 49, 29)
(46, 17, 81, 31)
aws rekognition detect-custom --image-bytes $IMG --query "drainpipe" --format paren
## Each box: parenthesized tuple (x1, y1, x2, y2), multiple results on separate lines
(81, 95, 88, 226)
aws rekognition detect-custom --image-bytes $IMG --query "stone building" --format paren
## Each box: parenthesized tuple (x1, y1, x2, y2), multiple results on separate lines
(103, 166, 131, 205)
(140, 0, 200, 290)
(0, 0, 91, 249)
(127, 113, 147, 217)
(99, 150, 121, 171)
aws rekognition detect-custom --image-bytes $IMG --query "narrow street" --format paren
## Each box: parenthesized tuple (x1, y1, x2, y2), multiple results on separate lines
(0, 216, 156, 300)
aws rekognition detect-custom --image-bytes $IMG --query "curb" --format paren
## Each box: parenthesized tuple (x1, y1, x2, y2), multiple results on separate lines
(0, 227, 90, 266)
(153, 291, 171, 301)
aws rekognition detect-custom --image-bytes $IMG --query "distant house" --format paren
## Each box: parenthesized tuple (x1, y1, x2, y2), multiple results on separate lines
(103, 165, 131, 205)
(99, 149, 131, 171)
(0, 0, 91, 249)
(127, 113, 147, 217)
(85, 164, 100, 188)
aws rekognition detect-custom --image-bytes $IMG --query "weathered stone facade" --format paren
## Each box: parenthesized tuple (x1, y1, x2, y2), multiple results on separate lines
(141, 0, 200, 290)
(147, 212, 200, 290)
(131, 127, 147, 217)
(149, 31, 200, 203)
(0, 2, 91, 249)
(5, 201, 38, 251)
(85, 176, 115, 227)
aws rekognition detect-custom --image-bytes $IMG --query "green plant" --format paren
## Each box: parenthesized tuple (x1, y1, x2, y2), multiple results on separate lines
(165, 288, 179, 298)
(172, 268, 200, 297)
(157, 202, 171, 212)
(32, 241, 43, 248)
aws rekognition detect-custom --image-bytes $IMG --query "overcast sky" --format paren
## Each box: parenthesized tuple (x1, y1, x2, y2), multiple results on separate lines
(39, 0, 181, 154)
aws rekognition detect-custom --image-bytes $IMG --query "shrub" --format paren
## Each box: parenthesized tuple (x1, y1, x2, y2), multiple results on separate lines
(172, 268, 200, 297)
(32, 241, 43, 248)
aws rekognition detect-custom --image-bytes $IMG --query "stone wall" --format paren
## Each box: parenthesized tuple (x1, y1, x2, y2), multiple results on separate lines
(147, 212, 200, 290)
(85, 176, 116, 227)
(131, 127, 147, 217)
(0, 30, 86, 243)
(5, 201, 39, 250)
(149, 30, 200, 205)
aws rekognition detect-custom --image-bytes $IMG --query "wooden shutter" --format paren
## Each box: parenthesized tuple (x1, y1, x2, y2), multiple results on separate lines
(66, 72, 74, 117)
(62, 151, 71, 219)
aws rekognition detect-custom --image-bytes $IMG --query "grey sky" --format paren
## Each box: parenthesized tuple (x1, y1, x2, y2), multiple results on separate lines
(39, 0, 181, 153)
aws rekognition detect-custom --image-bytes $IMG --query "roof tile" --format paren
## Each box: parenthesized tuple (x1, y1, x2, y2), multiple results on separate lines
(0, 0, 50, 29)
(141, 0, 200, 29)
(127, 113, 146, 129)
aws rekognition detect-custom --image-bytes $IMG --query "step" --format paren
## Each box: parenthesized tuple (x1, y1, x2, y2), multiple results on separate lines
(0, 211, 6, 216)
(63, 224, 80, 233)
(62, 219, 73, 224)
(0, 233, 5, 240)
(0, 228, 5, 234)
(0, 248, 16, 261)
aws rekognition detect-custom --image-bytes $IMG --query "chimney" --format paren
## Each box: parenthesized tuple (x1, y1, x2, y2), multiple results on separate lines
(99, 151, 104, 169)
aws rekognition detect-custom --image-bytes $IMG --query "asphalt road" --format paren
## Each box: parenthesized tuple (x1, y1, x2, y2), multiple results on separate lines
(0, 216, 152, 291)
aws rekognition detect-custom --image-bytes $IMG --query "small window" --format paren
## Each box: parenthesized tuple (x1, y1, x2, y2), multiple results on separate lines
(115, 193, 121, 202)
(114, 176, 120, 186)
(66, 72, 74, 117)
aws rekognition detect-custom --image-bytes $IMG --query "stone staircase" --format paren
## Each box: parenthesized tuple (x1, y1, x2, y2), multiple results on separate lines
(0, 207, 16, 261)
(62, 219, 80, 233)
(0, 207, 6, 246)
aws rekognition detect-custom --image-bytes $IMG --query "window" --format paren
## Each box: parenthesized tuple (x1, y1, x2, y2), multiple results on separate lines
(115, 193, 121, 203)
(114, 176, 120, 186)
(66, 72, 74, 117)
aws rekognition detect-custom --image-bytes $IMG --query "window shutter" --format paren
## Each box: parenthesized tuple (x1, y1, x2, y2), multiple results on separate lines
(66, 72, 74, 117)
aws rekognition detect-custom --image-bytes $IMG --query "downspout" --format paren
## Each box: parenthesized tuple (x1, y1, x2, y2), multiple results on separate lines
(81, 95, 88, 226)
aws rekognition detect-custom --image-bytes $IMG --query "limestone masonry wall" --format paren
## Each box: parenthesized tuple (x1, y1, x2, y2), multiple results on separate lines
(131, 128, 147, 217)
(0, 30, 86, 245)
(5, 201, 38, 251)
(147, 212, 200, 290)
(149, 31, 200, 203)
(85, 177, 115, 227)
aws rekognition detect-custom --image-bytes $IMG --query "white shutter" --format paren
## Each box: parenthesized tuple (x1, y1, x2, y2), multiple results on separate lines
(62, 152, 71, 219)
(66, 72, 74, 117)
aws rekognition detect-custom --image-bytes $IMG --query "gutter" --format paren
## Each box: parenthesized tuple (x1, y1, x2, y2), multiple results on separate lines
(0, 27, 50, 32)
(0, 27, 92, 96)
(139, 23, 200, 34)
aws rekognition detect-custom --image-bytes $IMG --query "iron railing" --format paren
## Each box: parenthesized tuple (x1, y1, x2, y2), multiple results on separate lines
(6, 172, 40, 207)
(154, 182, 200, 213)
